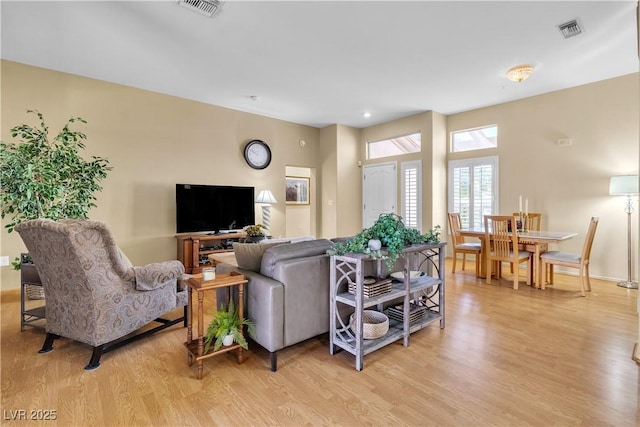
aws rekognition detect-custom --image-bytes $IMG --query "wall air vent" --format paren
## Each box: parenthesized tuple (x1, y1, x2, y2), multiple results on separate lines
(558, 19, 583, 39)
(177, 0, 222, 18)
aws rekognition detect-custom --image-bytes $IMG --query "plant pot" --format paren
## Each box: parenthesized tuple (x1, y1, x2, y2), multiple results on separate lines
(368, 239, 382, 251)
(222, 334, 234, 346)
(246, 235, 265, 243)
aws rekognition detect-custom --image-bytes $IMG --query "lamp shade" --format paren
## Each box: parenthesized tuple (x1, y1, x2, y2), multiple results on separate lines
(256, 190, 277, 204)
(609, 175, 639, 195)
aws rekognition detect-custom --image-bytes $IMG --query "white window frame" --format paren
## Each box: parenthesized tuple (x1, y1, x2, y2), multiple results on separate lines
(448, 156, 499, 229)
(450, 124, 498, 153)
(367, 132, 421, 160)
(401, 160, 422, 230)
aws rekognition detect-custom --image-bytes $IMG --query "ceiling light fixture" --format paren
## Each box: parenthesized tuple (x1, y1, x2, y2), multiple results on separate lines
(506, 64, 534, 83)
(363, 112, 371, 118)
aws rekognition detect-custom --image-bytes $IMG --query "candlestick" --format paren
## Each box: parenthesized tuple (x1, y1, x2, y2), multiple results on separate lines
(525, 198, 528, 215)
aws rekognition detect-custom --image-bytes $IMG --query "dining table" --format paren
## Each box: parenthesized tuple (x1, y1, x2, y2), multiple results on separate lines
(458, 227, 578, 288)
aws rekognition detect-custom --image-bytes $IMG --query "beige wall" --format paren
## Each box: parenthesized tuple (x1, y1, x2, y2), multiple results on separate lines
(319, 125, 339, 239)
(335, 125, 361, 237)
(447, 73, 640, 281)
(1, 60, 638, 290)
(360, 111, 444, 233)
(284, 165, 313, 238)
(0, 60, 322, 289)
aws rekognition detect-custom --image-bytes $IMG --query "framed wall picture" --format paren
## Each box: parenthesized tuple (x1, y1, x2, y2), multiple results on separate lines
(285, 176, 310, 205)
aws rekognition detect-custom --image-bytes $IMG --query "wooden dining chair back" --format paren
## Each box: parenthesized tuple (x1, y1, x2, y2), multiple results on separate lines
(540, 217, 599, 296)
(511, 212, 542, 231)
(447, 213, 481, 276)
(484, 215, 531, 290)
(511, 212, 545, 275)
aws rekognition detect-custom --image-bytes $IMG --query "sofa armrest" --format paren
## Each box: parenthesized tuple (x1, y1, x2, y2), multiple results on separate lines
(215, 267, 285, 353)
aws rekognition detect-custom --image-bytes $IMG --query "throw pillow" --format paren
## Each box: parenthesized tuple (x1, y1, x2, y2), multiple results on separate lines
(233, 241, 288, 272)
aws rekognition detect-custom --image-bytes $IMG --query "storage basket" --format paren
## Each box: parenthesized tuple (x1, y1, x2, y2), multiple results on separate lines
(347, 277, 392, 298)
(386, 303, 427, 324)
(349, 310, 389, 340)
(25, 284, 45, 300)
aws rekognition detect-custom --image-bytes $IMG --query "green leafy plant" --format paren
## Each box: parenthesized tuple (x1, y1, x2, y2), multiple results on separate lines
(243, 224, 266, 237)
(328, 213, 441, 267)
(0, 110, 111, 268)
(204, 299, 257, 353)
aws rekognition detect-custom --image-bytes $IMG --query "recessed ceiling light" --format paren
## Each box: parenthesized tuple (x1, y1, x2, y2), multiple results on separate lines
(363, 112, 371, 118)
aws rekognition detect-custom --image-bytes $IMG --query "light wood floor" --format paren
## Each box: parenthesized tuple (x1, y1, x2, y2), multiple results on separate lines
(1, 260, 639, 427)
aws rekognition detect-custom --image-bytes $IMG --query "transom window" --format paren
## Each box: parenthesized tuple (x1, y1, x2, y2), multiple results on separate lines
(367, 132, 421, 160)
(451, 125, 498, 153)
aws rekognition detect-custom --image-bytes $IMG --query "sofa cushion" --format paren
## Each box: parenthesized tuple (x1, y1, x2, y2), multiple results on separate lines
(233, 241, 288, 272)
(260, 239, 333, 279)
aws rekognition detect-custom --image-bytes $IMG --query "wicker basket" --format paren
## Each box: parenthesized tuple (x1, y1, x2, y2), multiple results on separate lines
(25, 284, 45, 300)
(349, 310, 389, 340)
(347, 277, 392, 298)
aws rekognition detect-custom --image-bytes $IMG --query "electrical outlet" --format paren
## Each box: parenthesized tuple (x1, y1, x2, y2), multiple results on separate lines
(0, 256, 10, 267)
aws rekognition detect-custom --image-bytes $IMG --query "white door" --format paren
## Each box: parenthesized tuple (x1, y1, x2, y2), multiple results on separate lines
(362, 162, 397, 228)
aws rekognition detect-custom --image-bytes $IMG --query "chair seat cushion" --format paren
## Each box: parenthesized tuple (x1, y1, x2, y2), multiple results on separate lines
(541, 251, 580, 263)
(456, 243, 481, 251)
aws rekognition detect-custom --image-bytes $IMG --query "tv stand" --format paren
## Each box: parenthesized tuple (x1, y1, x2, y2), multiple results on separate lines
(176, 232, 246, 274)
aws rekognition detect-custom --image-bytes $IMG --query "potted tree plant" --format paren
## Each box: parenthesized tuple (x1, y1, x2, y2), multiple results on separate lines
(0, 110, 111, 293)
(204, 299, 256, 353)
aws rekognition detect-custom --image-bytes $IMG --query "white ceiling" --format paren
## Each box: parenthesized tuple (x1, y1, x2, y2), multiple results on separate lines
(1, 1, 638, 128)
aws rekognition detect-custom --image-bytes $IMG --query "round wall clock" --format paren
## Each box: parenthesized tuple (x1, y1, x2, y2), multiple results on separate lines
(244, 139, 272, 170)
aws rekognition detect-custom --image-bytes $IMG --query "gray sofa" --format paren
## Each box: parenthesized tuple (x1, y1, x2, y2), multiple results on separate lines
(216, 239, 334, 371)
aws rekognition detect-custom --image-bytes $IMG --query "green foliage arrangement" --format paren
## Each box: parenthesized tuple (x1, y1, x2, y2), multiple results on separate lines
(0, 110, 111, 233)
(243, 224, 266, 237)
(204, 299, 257, 353)
(328, 213, 441, 267)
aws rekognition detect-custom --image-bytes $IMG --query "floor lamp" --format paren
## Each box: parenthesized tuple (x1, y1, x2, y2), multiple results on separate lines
(256, 190, 277, 233)
(609, 175, 639, 289)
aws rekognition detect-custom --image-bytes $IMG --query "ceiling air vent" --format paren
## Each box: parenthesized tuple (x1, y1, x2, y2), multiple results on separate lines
(177, 0, 222, 18)
(558, 19, 583, 39)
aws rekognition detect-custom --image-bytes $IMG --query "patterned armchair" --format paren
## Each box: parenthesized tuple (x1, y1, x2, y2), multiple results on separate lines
(16, 219, 189, 370)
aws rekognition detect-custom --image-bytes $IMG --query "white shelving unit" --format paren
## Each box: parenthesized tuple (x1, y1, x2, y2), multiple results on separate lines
(329, 242, 446, 371)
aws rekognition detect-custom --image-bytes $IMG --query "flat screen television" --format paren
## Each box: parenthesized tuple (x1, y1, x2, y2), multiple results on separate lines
(176, 184, 255, 234)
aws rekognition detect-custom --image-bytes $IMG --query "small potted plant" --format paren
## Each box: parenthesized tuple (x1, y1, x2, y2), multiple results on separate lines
(243, 224, 266, 243)
(204, 299, 256, 353)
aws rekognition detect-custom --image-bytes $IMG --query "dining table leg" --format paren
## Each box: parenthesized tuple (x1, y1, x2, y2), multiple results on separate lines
(533, 243, 541, 288)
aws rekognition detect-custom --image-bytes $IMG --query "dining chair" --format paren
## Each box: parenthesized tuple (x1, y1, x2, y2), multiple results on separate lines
(540, 217, 599, 296)
(511, 212, 545, 275)
(447, 213, 482, 276)
(484, 215, 531, 290)
(512, 212, 543, 232)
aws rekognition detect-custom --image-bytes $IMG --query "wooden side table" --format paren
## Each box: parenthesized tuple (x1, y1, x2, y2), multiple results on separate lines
(185, 271, 248, 379)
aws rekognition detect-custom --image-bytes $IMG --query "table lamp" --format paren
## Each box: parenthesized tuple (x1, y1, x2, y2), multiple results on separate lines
(255, 190, 277, 232)
(609, 175, 639, 289)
